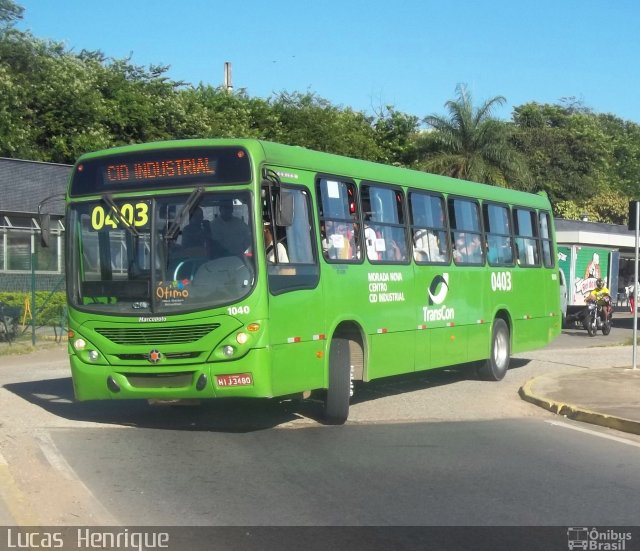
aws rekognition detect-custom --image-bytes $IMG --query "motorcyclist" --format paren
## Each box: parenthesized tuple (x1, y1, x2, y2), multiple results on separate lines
(586, 278, 613, 323)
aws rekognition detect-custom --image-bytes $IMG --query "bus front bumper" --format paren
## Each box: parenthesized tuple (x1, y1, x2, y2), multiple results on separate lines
(69, 348, 273, 401)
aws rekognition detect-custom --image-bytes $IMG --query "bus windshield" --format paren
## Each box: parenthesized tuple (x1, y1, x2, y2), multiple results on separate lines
(67, 191, 255, 314)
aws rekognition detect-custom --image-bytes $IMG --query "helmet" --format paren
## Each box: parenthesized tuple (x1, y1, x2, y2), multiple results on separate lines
(596, 278, 603, 288)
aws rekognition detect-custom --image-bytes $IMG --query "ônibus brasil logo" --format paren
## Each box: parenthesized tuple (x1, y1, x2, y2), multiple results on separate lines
(423, 273, 455, 323)
(567, 527, 632, 550)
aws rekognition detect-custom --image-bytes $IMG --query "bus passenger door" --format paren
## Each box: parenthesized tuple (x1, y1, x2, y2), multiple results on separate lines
(262, 184, 325, 396)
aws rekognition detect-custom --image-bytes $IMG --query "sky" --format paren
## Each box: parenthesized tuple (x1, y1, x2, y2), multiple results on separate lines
(15, 0, 640, 123)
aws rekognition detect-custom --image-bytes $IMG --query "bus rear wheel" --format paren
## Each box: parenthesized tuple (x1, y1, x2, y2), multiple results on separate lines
(476, 319, 510, 381)
(323, 337, 352, 425)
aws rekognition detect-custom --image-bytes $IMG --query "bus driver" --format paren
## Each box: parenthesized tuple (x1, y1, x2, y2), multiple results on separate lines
(210, 200, 251, 257)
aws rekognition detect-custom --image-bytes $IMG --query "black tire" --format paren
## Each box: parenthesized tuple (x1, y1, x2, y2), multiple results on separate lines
(477, 319, 510, 381)
(323, 337, 352, 425)
(586, 313, 597, 337)
(602, 319, 612, 336)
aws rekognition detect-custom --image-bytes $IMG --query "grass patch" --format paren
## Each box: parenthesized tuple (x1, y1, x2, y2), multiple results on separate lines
(0, 336, 66, 357)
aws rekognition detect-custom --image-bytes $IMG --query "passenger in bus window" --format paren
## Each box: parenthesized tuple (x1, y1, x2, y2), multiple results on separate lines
(467, 235, 483, 262)
(453, 232, 468, 262)
(488, 236, 513, 265)
(350, 222, 362, 260)
(389, 239, 405, 261)
(413, 229, 444, 262)
(327, 222, 356, 260)
(454, 232, 482, 263)
(320, 222, 330, 257)
(324, 221, 347, 259)
(487, 236, 502, 264)
(364, 223, 381, 261)
(264, 224, 289, 263)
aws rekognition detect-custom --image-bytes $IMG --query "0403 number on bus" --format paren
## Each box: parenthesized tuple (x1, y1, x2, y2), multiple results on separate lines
(90, 203, 149, 230)
(491, 271, 512, 292)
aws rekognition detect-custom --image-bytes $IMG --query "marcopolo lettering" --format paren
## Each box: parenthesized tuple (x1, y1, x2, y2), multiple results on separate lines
(138, 316, 167, 323)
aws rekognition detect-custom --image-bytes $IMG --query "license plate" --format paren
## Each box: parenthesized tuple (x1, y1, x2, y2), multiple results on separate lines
(216, 373, 253, 387)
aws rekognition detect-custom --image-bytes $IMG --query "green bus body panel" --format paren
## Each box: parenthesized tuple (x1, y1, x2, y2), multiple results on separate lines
(66, 139, 561, 401)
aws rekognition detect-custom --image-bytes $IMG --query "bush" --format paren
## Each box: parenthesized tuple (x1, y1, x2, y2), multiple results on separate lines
(0, 291, 66, 327)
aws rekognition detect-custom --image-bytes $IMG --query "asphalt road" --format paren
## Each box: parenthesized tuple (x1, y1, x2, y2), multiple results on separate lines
(48, 418, 640, 526)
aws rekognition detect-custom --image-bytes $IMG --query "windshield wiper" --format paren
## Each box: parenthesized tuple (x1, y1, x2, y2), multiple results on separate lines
(165, 186, 205, 241)
(101, 194, 140, 237)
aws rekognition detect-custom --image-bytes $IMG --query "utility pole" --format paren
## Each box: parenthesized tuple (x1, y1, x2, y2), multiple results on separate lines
(630, 200, 639, 369)
(224, 62, 233, 93)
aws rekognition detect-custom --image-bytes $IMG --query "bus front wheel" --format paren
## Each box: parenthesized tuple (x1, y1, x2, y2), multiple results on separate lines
(323, 337, 352, 425)
(476, 319, 510, 381)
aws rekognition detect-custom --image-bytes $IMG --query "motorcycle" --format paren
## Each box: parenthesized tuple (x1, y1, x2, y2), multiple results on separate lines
(582, 295, 612, 337)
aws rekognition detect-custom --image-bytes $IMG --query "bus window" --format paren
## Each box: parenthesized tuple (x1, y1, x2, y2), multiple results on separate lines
(514, 208, 540, 266)
(539, 211, 555, 268)
(160, 192, 255, 308)
(483, 203, 514, 266)
(361, 183, 408, 263)
(263, 186, 319, 294)
(409, 191, 448, 264)
(317, 178, 360, 262)
(448, 197, 483, 265)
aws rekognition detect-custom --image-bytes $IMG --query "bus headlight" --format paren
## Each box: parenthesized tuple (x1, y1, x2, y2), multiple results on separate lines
(236, 332, 248, 344)
(222, 345, 235, 357)
(88, 350, 100, 362)
(73, 338, 87, 350)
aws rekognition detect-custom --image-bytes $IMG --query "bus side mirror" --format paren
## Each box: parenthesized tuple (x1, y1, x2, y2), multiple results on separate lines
(40, 214, 51, 248)
(276, 191, 294, 227)
(37, 193, 65, 248)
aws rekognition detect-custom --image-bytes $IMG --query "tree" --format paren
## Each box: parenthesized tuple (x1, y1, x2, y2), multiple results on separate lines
(511, 102, 611, 205)
(419, 84, 531, 189)
(554, 190, 629, 225)
(372, 106, 422, 167)
(595, 113, 640, 199)
(0, 0, 23, 28)
(267, 91, 382, 160)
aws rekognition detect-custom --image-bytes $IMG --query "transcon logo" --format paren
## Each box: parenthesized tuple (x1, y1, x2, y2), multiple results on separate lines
(423, 273, 455, 323)
(428, 273, 449, 305)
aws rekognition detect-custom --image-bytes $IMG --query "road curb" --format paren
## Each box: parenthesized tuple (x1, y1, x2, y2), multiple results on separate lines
(519, 376, 640, 436)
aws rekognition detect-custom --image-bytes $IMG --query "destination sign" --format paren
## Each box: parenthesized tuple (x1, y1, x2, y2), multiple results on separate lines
(103, 157, 215, 183)
(70, 146, 251, 196)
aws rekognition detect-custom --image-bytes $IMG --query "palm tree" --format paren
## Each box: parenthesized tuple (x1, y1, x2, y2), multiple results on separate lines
(420, 84, 530, 189)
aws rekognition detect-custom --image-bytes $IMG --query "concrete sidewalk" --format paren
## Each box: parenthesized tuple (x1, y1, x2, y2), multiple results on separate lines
(518, 339, 640, 436)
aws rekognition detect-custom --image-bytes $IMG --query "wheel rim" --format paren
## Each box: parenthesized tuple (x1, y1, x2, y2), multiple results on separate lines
(494, 328, 509, 368)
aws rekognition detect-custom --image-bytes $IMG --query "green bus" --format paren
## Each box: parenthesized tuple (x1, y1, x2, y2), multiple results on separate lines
(59, 139, 561, 423)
